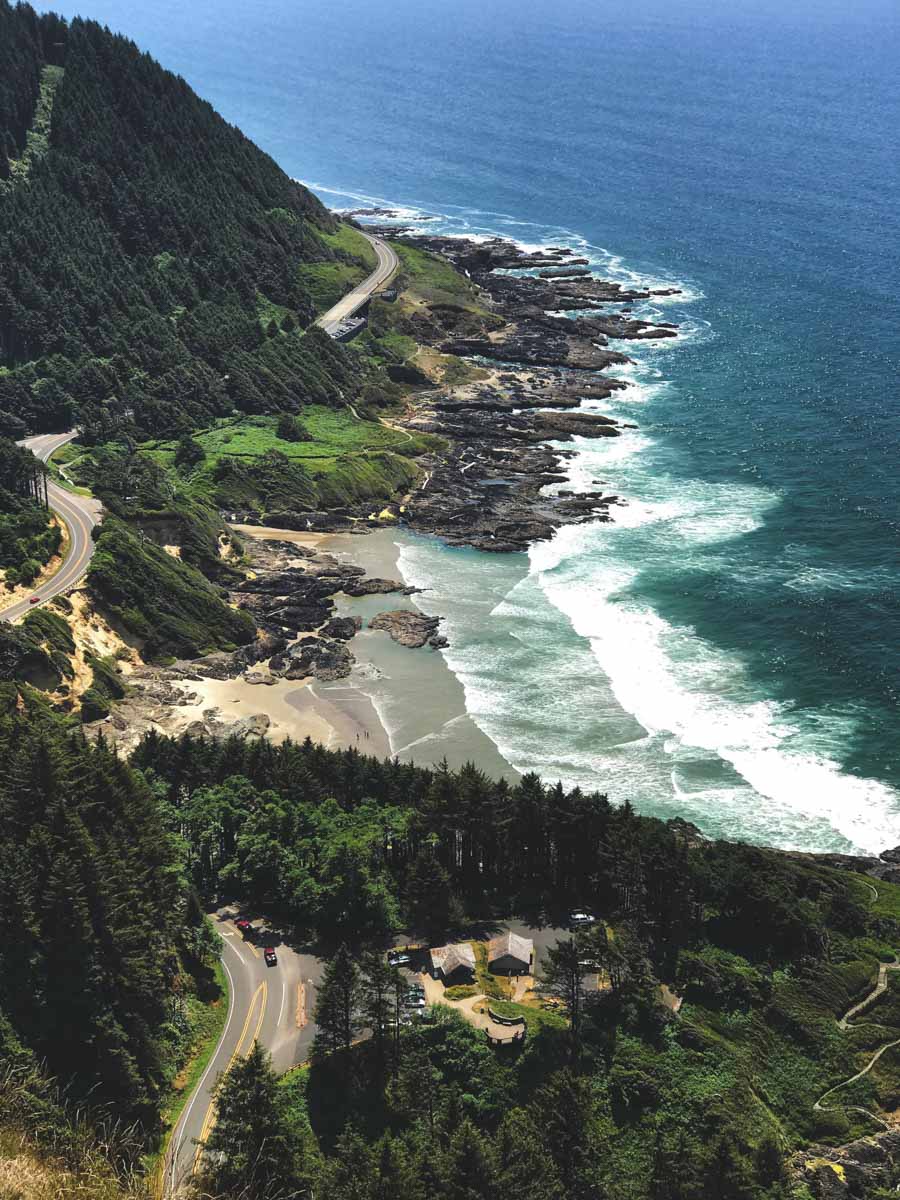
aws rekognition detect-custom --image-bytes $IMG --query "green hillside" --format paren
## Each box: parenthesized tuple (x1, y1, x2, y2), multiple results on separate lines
(0, 0, 373, 439)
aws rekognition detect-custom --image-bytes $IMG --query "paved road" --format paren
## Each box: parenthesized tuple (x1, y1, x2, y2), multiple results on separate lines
(315, 229, 399, 336)
(2, 432, 102, 622)
(165, 909, 323, 1195)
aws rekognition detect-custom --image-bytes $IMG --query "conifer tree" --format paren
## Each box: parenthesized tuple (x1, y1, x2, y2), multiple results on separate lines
(197, 1042, 306, 1200)
(313, 943, 363, 1056)
(494, 1108, 563, 1200)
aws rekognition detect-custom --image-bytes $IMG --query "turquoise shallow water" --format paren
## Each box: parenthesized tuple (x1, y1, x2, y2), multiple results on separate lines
(43, 0, 900, 852)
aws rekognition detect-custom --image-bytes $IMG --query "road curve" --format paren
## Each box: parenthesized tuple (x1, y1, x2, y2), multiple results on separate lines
(315, 229, 399, 336)
(164, 910, 322, 1196)
(2, 432, 102, 622)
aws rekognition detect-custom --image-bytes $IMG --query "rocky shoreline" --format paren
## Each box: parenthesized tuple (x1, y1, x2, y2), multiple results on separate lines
(359, 222, 680, 552)
(121, 223, 686, 745)
(88, 534, 446, 750)
(83, 226, 676, 761)
(229, 223, 679, 552)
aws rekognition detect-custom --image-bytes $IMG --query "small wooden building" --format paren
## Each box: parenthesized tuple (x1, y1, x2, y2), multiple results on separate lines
(487, 931, 533, 976)
(429, 942, 476, 984)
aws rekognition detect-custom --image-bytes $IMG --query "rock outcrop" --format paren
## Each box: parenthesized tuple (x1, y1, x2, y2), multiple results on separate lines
(793, 1132, 900, 1198)
(369, 610, 445, 648)
(347, 223, 682, 553)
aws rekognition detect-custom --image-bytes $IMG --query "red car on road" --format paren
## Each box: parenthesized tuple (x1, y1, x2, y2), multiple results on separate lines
(264, 947, 278, 967)
(234, 918, 252, 936)
(29, 597, 40, 605)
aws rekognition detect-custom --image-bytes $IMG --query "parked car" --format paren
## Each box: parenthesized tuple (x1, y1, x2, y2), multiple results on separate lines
(387, 949, 412, 967)
(234, 918, 252, 935)
(569, 911, 597, 927)
(264, 947, 278, 967)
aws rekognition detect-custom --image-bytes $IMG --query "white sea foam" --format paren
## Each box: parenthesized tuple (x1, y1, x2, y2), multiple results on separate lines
(310, 181, 900, 853)
(529, 501, 900, 854)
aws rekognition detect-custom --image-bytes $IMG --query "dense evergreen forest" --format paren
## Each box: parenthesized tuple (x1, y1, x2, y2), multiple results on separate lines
(0, 703, 219, 1159)
(0, 0, 372, 440)
(134, 732, 900, 1200)
(0, 436, 60, 583)
(2, 704, 899, 1198)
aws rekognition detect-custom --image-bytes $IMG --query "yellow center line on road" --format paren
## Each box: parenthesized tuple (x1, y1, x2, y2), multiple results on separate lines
(250, 981, 267, 1046)
(192, 980, 268, 1171)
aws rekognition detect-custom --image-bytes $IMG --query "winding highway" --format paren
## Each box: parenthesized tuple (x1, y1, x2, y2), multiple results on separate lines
(164, 910, 323, 1195)
(162, 233, 397, 1193)
(3, 229, 396, 623)
(2, 432, 102, 622)
(315, 229, 399, 336)
(3, 239, 396, 1190)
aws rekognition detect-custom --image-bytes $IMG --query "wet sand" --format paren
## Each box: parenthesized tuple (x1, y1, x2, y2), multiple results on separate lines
(227, 524, 519, 777)
(317, 529, 519, 778)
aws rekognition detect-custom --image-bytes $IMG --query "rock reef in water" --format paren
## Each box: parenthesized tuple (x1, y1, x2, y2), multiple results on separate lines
(369, 609, 446, 649)
(351, 222, 680, 553)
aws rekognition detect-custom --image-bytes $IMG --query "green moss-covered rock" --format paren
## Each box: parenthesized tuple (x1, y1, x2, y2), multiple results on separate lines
(80, 687, 109, 723)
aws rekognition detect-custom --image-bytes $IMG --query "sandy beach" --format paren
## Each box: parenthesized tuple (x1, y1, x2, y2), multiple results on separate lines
(168, 671, 391, 757)
(184, 523, 519, 777)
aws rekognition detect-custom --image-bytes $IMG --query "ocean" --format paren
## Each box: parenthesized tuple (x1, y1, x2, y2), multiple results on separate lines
(43, 0, 900, 853)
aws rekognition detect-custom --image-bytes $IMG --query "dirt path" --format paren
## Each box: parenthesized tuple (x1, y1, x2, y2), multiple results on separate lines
(813, 1036, 900, 1129)
(811, 879, 900, 1127)
(839, 959, 900, 1030)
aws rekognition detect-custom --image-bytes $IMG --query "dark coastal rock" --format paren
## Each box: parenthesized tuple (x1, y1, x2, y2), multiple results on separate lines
(400, 405, 623, 552)
(230, 713, 272, 738)
(334, 227, 681, 555)
(369, 610, 444, 648)
(230, 632, 286, 667)
(265, 603, 334, 632)
(186, 709, 272, 739)
(537, 267, 593, 279)
(230, 542, 397, 641)
(278, 637, 354, 681)
(243, 672, 276, 686)
(267, 510, 353, 532)
(320, 615, 363, 641)
(543, 312, 677, 340)
(343, 576, 405, 596)
(442, 334, 628, 373)
(538, 411, 621, 438)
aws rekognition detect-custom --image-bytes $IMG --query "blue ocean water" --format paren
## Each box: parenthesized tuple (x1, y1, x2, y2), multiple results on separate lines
(44, 0, 900, 852)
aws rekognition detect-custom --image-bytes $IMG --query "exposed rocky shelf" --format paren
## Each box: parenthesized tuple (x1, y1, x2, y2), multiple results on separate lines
(369, 609, 447, 649)
(354, 224, 679, 552)
(224, 222, 681, 558)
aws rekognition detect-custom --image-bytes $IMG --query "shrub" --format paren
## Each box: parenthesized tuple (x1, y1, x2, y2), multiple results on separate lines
(445, 985, 478, 1001)
(80, 687, 110, 723)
